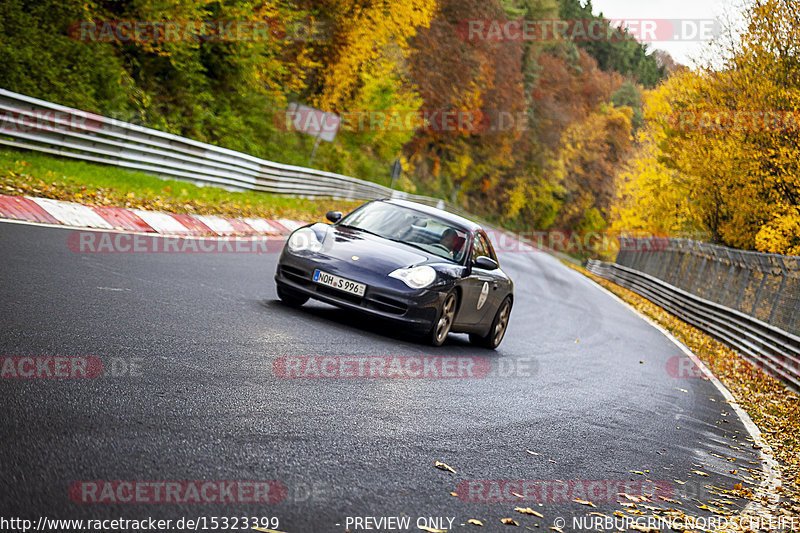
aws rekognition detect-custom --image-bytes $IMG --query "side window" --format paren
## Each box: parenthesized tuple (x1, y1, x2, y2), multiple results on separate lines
(472, 233, 497, 263)
(480, 233, 497, 262)
(472, 234, 489, 260)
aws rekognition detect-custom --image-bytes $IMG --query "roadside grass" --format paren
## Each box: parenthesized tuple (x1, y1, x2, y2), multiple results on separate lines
(0, 149, 361, 222)
(567, 262, 800, 517)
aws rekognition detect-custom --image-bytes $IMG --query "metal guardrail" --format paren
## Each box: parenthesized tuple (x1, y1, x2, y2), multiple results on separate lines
(0, 88, 479, 219)
(615, 237, 800, 336)
(587, 259, 800, 391)
(8, 91, 798, 388)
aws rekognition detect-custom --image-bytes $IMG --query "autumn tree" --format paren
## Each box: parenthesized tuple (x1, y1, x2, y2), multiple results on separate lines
(611, 73, 704, 237)
(405, 0, 526, 210)
(610, 0, 800, 254)
(558, 0, 665, 87)
(303, 0, 437, 112)
(1, 0, 664, 233)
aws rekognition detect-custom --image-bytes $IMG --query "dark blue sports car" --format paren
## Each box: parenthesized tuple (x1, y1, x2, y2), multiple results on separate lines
(274, 199, 513, 348)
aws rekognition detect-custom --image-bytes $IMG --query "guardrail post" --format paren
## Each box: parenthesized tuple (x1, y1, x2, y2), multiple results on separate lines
(734, 268, 752, 312)
(719, 248, 735, 304)
(679, 250, 696, 290)
(693, 253, 709, 296)
(660, 247, 676, 282)
(630, 239, 642, 270)
(768, 258, 787, 324)
(671, 251, 685, 286)
(789, 293, 800, 333)
(707, 256, 722, 301)
(751, 269, 769, 318)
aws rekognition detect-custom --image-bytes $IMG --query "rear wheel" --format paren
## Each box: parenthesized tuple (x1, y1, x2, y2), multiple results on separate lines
(277, 285, 309, 307)
(470, 296, 512, 349)
(430, 291, 457, 346)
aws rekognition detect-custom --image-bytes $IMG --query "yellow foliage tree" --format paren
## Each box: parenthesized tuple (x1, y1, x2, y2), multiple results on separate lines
(556, 103, 633, 230)
(755, 207, 800, 256)
(610, 76, 702, 237)
(612, 0, 800, 253)
(311, 0, 438, 112)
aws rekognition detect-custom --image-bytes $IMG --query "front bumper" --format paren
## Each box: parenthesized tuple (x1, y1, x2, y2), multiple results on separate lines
(274, 251, 443, 332)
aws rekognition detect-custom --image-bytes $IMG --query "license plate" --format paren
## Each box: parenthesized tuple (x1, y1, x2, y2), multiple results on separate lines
(313, 270, 366, 297)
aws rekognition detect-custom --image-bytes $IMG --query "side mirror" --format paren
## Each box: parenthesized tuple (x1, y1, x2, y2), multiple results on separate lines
(326, 211, 343, 223)
(473, 256, 498, 270)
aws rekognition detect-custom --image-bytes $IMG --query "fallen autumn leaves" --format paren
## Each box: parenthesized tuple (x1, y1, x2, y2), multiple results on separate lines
(427, 263, 798, 531)
(572, 263, 799, 518)
(1, 159, 358, 223)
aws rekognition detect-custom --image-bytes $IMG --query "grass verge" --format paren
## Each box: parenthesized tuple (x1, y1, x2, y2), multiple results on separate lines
(0, 149, 361, 222)
(567, 262, 799, 517)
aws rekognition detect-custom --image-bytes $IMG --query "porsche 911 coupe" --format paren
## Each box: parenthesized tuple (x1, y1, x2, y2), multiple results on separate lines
(274, 199, 513, 348)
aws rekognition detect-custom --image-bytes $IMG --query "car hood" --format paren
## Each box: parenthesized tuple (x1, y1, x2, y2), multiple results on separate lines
(319, 225, 445, 274)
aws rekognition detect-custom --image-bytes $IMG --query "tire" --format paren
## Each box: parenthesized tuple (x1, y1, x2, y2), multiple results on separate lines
(277, 284, 309, 307)
(470, 296, 512, 349)
(429, 291, 458, 346)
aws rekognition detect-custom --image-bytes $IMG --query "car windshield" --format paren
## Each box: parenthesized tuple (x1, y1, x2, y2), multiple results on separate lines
(339, 202, 469, 263)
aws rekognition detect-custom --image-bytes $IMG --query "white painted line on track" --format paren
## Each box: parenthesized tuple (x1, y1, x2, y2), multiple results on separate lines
(578, 270, 782, 517)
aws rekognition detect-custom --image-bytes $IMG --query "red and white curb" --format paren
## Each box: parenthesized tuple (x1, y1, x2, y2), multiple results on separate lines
(0, 194, 305, 237)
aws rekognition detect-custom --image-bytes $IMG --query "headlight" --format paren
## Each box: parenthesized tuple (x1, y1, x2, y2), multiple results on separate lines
(388, 265, 437, 289)
(287, 227, 323, 253)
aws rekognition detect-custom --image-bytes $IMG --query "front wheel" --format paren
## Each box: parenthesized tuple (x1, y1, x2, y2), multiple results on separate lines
(429, 291, 457, 346)
(277, 284, 309, 307)
(470, 296, 512, 349)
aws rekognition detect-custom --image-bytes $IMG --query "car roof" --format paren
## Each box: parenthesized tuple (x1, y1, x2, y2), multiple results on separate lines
(380, 199, 482, 232)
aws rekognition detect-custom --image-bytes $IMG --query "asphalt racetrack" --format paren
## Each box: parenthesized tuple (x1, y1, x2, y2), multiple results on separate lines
(0, 221, 763, 532)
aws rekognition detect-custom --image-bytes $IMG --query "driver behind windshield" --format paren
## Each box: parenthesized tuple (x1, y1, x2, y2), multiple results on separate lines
(439, 228, 465, 261)
(340, 202, 467, 262)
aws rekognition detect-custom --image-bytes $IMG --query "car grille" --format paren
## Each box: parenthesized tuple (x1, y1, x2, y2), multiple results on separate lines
(280, 265, 309, 285)
(369, 296, 408, 315)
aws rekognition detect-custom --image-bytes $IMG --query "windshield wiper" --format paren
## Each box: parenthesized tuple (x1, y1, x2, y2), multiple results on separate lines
(338, 224, 389, 240)
(384, 237, 458, 262)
